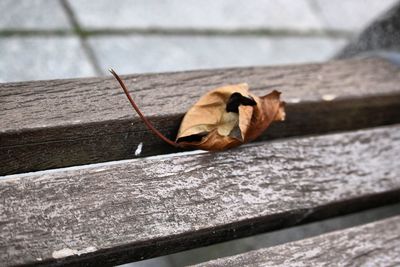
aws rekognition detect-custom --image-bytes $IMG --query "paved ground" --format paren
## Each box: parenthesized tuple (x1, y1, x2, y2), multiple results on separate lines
(0, 0, 397, 83)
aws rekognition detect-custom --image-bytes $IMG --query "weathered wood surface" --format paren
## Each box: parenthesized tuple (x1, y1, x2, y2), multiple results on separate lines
(194, 215, 400, 267)
(1, 58, 400, 174)
(1, 125, 400, 266)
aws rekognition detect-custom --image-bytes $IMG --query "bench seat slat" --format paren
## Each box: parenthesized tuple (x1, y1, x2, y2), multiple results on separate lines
(1, 58, 400, 174)
(194, 215, 400, 267)
(1, 124, 400, 266)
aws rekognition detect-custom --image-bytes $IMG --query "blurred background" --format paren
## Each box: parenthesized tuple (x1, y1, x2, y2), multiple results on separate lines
(0, 0, 398, 83)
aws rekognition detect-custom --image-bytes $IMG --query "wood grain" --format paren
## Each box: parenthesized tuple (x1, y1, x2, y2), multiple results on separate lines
(194, 215, 400, 267)
(1, 124, 400, 266)
(1, 58, 400, 174)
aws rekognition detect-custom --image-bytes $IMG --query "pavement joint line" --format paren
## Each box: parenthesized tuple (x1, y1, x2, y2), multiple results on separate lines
(60, 0, 104, 75)
(308, 0, 330, 35)
(0, 28, 353, 39)
(0, 30, 74, 37)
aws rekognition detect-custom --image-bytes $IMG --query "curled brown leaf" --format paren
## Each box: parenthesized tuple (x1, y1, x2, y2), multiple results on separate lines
(176, 84, 285, 151)
(110, 69, 285, 152)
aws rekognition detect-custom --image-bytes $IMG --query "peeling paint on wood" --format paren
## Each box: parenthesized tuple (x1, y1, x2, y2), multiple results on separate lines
(1, 125, 400, 266)
(322, 94, 336, 101)
(52, 247, 97, 259)
(135, 142, 143, 156)
(194, 215, 400, 267)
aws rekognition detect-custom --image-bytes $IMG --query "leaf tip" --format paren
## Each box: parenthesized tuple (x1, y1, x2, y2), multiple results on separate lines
(272, 90, 282, 96)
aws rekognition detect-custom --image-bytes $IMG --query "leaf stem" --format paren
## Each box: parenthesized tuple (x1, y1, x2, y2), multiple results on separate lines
(109, 69, 180, 148)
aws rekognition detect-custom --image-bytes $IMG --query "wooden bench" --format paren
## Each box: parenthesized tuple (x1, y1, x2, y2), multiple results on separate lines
(1, 57, 400, 266)
(192, 215, 400, 266)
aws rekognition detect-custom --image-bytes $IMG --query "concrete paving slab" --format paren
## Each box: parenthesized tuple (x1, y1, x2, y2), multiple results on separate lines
(0, 37, 96, 83)
(0, 0, 71, 30)
(89, 35, 346, 75)
(68, 0, 323, 31)
(313, 0, 398, 31)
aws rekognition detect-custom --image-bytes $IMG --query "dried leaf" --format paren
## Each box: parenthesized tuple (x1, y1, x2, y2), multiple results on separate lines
(110, 69, 285, 152)
(176, 84, 285, 151)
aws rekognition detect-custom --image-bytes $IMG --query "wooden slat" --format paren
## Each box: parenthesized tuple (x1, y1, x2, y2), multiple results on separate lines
(194, 215, 400, 267)
(1, 124, 400, 266)
(1, 58, 400, 174)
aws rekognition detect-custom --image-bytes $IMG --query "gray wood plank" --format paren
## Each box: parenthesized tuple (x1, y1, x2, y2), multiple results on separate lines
(194, 215, 400, 267)
(1, 124, 400, 266)
(1, 58, 400, 174)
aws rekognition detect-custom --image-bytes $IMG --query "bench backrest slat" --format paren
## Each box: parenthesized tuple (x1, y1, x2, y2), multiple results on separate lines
(193, 215, 400, 267)
(1, 58, 400, 175)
